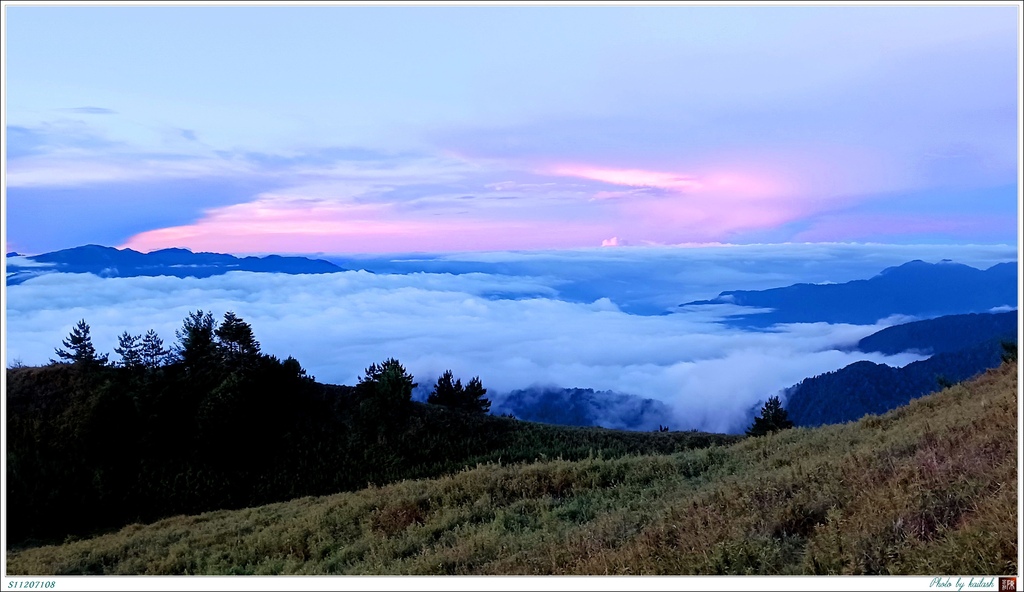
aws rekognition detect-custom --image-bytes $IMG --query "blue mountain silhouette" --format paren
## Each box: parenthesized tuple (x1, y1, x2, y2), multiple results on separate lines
(781, 310, 1018, 428)
(6, 244, 345, 285)
(681, 259, 1018, 326)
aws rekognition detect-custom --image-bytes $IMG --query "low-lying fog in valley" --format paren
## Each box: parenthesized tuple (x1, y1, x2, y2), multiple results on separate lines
(5, 242, 1016, 433)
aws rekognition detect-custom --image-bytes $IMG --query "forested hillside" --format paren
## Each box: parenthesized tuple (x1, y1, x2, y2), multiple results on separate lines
(857, 310, 1016, 355)
(785, 339, 1012, 427)
(491, 386, 674, 431)
(8, 362, 1017, 575)
(6, 312, 735, 547)
(784, 309, 1018, 427)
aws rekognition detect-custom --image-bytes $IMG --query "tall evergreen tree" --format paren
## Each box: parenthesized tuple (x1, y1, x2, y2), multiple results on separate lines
(359, 358, 416, 405)
(215, 311, 261, 367)
(53, 319, 108, 366)
(114, 331, 143, 369)
(174, 310, 218, 372)
(428, 370, 490, 414)
(282, 356, 310, 380)
(462, 376, 491, 414)
(428, 370, 463, 407)
(746, 395, 794, 437)
(357, 358, 417, 440)
(140, 329, 170, 368)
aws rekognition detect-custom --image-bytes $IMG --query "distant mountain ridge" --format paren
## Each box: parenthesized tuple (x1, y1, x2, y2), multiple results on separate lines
(681, 259, 1018, 327)
(492, 387, 674, 431)
(856, 310, 1017, 355)
(784, 339, 1010, 428)
(781, 310, 1018, 428)
(6, 244, 345, 285)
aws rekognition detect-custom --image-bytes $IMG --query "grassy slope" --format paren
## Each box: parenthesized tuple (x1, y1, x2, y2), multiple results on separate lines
(5, 364, 739, 547)
(7, 363, 1017, 575)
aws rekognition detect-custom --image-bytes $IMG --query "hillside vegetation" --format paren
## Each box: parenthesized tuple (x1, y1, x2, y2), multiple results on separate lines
(856, 310, 1016, 355)
(786, 338, 1011, 427)
(8, 362, 1017, 575)
(784, 310, 1017, 427)
(6, 312, 735, 547)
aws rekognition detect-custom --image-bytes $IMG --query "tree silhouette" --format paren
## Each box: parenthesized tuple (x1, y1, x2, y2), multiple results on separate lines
(357, 358, 416, 441)
(282, 356, 310, 380)
(463, 376, 491, 414)
(114, 331, 143, 369)
(428, 370, 490, 413)
(428, 370, 462, 406)
(140, 329, 170, 368)
(359, 358, 415, 405)
(746, 395, 794, 437)
(53, 319, 108, 366)
(215, 311, 261, 368)
(175, 310, 217, 371)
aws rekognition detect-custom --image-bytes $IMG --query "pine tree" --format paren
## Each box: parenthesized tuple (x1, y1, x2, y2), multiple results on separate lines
(175, 310, 217, 371)
(746, 395, 794, 437)
(428, 370, 462, 407)
(215, 311, 261, 367)
(428, 371, 490, 414)
(462, 376, 491, 414)
(114, 331, 143, 369)
(53, 319, 108, 366)
(359, 358, 416, 405)
(282, 356, 310, 380)
(140, 329, 170, 368)
(357, 358, 417, 439)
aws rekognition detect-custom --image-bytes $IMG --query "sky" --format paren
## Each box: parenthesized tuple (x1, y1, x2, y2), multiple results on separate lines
(3, 5, 1020, 255)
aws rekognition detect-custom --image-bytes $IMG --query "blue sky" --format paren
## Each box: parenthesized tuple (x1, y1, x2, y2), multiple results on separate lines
(4, 5, 1020, 254)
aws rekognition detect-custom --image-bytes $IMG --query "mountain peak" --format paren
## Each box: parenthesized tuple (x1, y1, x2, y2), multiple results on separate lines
(6, 244, 346, 285)
(680, 258, 1018, 327)
(877, 259, 966, 276)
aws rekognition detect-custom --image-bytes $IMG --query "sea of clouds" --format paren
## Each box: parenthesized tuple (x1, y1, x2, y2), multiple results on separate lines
(4, 243, 1016, 433)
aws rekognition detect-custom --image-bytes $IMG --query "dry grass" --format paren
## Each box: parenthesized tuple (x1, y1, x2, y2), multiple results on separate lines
(8, 363, 1017, 575)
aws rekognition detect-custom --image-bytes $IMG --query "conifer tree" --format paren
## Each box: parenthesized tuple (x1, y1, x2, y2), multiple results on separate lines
(282, 356, 310, 380)
(428, 370, 462, 407)
(428, 370, 490, 414)
(359, 358, 416, 405)
(140, 329, 170, 368)
(746, 395, 794, 437)
(215, 311, 261, 367)
(462, 376, 491, 414)
(114, 331, 143, 369)
(175, 310, 217, 372)
(53, 319, 108, 366)
(357, 358, 417, 439)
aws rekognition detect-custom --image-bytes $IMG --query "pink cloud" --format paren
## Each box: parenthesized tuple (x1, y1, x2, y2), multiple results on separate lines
(550, 164, 795, 200)
(547, 163, 816, 241)
(119, 197, 617, 254)
(115, 157, 980, 255)
(552, 165, 706, 192)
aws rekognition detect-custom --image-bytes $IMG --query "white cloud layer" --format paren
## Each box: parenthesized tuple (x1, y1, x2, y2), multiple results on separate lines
(5, 245, 973, 433)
